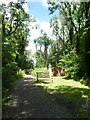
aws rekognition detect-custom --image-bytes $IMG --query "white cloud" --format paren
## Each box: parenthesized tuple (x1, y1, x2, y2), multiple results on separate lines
(40, 22, 52, 37)
(41, 0, 48, 7)
(26, 21, 41, 54)
(0, 0, 29, 13)
(26, 21, 53, 54)
(0, 0, 18, 5)
(30, 28, 41, 41)
(22, 2, 29, 13)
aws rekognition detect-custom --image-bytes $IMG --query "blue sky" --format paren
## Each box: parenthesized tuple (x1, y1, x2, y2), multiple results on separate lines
(0, 0, 56, 54)
(26, 1, 57, 54)
(28, 2, 52, 22)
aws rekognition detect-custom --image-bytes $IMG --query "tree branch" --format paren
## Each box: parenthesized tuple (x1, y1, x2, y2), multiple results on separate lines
(8, 21, 22, 36)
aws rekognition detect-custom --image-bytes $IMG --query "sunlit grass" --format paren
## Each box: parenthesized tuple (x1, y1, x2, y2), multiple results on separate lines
(31, 67, 47, 77)
(35, 76, 89, 90)
(35, 77, 89, 101)
(32, 68, 90, 118)
(35, 76, 90, 116)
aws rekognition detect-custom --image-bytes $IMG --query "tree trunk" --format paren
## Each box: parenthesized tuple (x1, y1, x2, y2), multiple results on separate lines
(84, 2, 90, 77)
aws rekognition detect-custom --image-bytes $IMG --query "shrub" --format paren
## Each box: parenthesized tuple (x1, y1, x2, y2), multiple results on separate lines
(17, 69, 26, 78)
(59, 50, 80, 79)
(2, 62, 26, 109)
(2, 62, 19, 88)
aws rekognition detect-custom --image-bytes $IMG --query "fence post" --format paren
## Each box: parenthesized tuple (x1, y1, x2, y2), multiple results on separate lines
(36, 72, 38, 82)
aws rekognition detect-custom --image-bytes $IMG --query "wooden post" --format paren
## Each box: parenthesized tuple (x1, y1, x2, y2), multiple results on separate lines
(36, 72, 38, 82)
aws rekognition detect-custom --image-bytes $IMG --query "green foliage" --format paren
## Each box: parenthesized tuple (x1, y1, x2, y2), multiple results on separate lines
(2, 62, 25, 92)
(34, 33, 52, 68)
(2, 67, 26, 111)
(78, 109, 90, 118)
(35, 50, 45, 68)
(1, 1, 35, 70)
(80, 78, 90, 87)
(2, 62, 19, 88)
(48, 1, 90, 85)
(48, 40, 63, 67)
(17, 69, 26, 78)
(1, 1, 35, 108)
(82, 26, 90, 77)
(35, 77, 90, 118)
(31, 67, 47, 77)
(58, 50, 80, 79)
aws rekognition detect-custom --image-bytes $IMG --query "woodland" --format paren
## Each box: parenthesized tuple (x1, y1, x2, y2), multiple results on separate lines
(1, 0, 90, 112)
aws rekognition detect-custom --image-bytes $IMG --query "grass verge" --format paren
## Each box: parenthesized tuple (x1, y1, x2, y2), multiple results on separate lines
(34, 76, 90, 118)
(31, 67, 47, 77)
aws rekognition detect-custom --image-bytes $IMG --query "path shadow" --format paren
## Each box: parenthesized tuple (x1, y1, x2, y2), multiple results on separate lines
(3, 76, 75, 118)
(35, 80, 90, 118)
(2, 76, 90, 119)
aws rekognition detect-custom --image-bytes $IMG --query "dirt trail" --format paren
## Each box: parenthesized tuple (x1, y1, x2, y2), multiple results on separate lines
(3, 75, 75, 118)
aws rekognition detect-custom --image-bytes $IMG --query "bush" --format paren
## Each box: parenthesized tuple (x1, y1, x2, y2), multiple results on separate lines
(17, 69, 26, 78)
(80, 78, 90, 86)
(31, 67, 47, 77)
(2, 62, 19, 88)
(25, 69, 32, 74)
(2, 62, 26, 110)
(59, 50, 80, 79)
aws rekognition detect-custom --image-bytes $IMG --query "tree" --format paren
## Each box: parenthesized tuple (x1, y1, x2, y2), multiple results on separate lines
(35, 50, 45, 68)
(48, 1, 90, 83)
(1, 1, 35, 69)
(1, 1, 36, 102)
(34, 32, 52, 68)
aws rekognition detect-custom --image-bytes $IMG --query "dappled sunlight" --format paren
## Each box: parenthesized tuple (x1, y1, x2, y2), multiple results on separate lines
(35, 78, 50, 87)
(35, 82, 49, 87)
(23, 77, 34, 87)
(35, 76, 90, 109)
(23, 100, 30, 105)
(24, 78, 31, 82)
(34, 76, 90, 118)
(38, 78, 50, 80)
(11, 98, 18, 107)
(24, 83, 29, 87)
(2, 0, 90, 118)
(46, 77, 89, 89)
(34, 77, 90, 98)
(24, 79, 30, 82)
(24, 75, 32, 78)
(21, 111, 27, 115)
(3, 75, 89, 118)
(54, 86, 90, 102)
(82, 95, 88, 99)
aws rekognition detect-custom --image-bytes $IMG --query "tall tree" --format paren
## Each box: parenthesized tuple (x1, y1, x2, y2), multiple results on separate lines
(48, 1, 90, 81)
(1, 1, 35, 97)
(1, 1, 35, 69)
(34, 33, 52, 68)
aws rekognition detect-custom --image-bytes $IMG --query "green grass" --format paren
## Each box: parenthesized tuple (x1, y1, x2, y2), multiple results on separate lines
(31, 67, 47, 77)
(35, 77, 90, 100)
(34, 76, 90, 118)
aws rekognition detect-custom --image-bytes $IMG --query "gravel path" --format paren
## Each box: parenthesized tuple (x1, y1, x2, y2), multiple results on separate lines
(3, 75, 75, 118)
